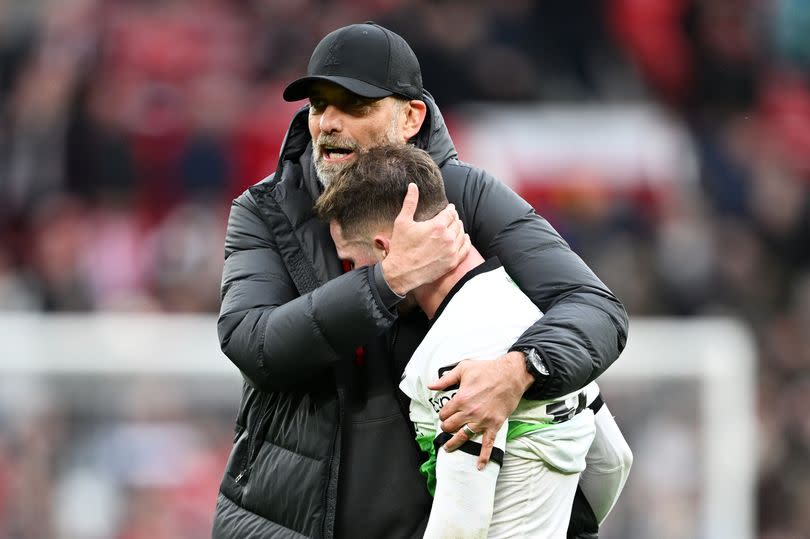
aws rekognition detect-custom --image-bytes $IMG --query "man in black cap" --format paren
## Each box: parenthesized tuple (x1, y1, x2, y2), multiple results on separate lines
(213, 22, 628, 539)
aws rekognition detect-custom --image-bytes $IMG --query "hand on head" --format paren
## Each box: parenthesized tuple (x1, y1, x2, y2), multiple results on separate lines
(381, 183, 470, 296)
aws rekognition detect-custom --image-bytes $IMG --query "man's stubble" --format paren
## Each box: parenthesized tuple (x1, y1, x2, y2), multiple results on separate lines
(312, 105, 404, 188)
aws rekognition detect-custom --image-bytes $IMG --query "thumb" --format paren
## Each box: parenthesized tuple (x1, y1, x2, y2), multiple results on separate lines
(397, 183, 419, 221)
(428, 365, 461, 390)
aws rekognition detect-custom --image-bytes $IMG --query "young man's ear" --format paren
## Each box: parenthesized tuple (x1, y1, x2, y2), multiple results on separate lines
(373, 235, 391, 258)
(401, 100, 427, 141)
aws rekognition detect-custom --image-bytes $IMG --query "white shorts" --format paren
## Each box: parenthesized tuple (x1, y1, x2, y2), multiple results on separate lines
(488, 451, 582, 539)
(487, 410, 596, 539)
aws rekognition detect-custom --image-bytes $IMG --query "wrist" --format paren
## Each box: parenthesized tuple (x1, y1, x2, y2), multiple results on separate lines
(380, 257, 410, 296)
(505, 351, 535, 392)
(510, 346, 551, 399)
(373, 263, 406, 307)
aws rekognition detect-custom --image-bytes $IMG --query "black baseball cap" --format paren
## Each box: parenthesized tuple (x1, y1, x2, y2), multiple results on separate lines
(283, 22, 423, 102)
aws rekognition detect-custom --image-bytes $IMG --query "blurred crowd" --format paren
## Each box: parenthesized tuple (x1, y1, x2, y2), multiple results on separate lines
(1, 0, 809, 537)
(0, 374, 239, 539)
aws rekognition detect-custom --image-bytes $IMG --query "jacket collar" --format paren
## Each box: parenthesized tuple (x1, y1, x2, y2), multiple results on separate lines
(414, 90, 458, 167)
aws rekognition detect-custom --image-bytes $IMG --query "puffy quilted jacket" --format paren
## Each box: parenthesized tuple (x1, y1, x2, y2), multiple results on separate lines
(212, 93, 629, 538)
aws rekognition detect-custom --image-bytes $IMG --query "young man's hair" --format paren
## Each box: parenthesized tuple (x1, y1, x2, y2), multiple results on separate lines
(315, 144, 448, 239)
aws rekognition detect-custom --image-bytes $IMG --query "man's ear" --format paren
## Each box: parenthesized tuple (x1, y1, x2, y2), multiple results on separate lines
(401, 100, 427, 141)
(373, 235, 391, 258)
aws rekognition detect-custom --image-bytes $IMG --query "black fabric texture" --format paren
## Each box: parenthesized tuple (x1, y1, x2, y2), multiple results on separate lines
(372, 262, 406, 309)
(588, 393, 604, 414)
(567, 485, 600, 538)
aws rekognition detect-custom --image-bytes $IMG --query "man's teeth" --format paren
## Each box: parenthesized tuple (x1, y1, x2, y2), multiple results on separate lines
(325, 148, 352, 158)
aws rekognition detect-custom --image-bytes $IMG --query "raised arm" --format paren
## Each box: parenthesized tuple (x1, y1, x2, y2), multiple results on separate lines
(487, 210, 629, 396)
(217, 192, 398, 391)
(431, 164, 629, 458)
(218, 186, 470, 392)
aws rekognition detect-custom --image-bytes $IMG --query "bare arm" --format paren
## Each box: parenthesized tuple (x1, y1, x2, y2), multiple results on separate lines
(218, 184, 471, 391)
(218, 193, 398, 390)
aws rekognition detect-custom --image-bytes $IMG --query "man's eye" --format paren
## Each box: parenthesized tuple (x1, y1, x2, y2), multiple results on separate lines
(309, 98, 326, 111)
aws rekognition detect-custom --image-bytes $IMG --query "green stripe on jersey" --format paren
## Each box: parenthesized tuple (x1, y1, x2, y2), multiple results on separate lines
(416, 422, 548, 496)
(507, 419, 550, 441)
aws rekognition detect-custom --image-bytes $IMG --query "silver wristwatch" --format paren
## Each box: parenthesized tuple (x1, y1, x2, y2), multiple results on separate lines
(520, 346, 549, 377)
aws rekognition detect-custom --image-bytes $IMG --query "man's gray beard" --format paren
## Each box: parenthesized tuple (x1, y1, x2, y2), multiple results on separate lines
(312, 115, 403, 188)
(312, 154, 348, 189)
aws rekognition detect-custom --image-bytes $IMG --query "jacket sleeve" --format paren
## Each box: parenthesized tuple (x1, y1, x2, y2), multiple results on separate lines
(448, 163, 629, 400)
(217, 191, 397, 392)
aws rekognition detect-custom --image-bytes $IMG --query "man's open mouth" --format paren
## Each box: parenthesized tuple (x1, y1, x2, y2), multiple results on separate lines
(322, 146, 355, 162)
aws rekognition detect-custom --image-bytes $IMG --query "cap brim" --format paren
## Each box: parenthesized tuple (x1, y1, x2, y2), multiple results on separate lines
(283, 75, 394, 102)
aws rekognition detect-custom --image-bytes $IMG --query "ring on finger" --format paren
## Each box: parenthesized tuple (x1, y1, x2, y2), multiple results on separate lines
(461, 423, 478, 437)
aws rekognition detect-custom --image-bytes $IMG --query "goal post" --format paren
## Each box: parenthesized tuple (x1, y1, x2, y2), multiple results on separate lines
(599, 317, 756, 539)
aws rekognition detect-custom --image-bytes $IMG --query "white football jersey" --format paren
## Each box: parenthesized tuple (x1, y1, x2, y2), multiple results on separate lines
(398, 260, 597, 538)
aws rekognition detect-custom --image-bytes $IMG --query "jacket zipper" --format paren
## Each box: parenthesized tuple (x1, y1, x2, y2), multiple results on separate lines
(235, 393, 272, 483)
(233, 422, 247, 483)
(321, 385, 343, 539)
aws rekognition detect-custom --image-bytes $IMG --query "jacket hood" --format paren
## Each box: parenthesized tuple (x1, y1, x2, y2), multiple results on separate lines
(275, 91, 458, 176)
(414, 90, 458, 167)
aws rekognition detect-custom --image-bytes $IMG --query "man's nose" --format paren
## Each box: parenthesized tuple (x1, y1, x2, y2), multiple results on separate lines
(319, 105, 343, 134)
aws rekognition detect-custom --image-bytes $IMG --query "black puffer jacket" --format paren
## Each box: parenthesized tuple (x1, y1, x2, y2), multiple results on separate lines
(212, 94, 629, 538)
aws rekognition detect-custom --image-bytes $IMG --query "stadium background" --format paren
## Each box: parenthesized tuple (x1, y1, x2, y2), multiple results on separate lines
(0, 0, 808, 537)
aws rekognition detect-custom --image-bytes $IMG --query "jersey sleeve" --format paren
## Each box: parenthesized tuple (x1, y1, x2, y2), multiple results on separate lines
(424, 421, 509, 539)
(402, 341, 510, 536)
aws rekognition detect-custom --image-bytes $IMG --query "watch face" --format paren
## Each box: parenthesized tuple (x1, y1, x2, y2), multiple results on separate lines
(526, 349, 550, 376)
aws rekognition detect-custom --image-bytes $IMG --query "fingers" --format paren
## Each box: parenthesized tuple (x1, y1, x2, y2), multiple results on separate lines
(397, 183, 419, 221)
(442, 206, 467, 256)
(438, 405, 465, 429)
(439, 424, 496, 470)
(433, 202, 459, 230)
(428, 365, 462, 391)
(455, 232, 471, 261)
(447, 215, 463, 239)
(443, 203, 459, 227)
(477, 431, 496, 470)
(442, 418, 476, 452)
(441, 430, 468, 453)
